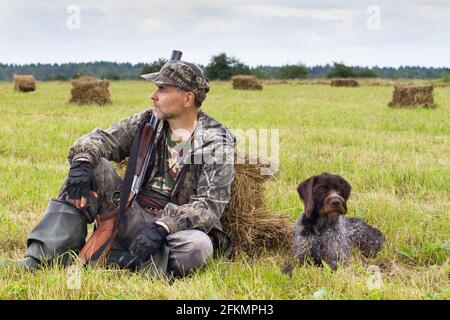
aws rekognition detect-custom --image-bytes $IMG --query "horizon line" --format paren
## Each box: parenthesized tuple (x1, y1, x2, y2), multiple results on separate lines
(1, 61, 449, 69)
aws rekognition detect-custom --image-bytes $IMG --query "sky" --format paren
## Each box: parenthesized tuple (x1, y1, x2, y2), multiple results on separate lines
(0, 0, 449, 67)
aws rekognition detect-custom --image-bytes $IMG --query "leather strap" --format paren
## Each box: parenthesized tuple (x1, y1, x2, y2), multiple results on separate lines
(79, 112, 159, 265)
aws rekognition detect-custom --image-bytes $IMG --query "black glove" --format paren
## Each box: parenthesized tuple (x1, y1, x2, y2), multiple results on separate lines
(66, 160, 98, 201)
(129, 223, 169, 262)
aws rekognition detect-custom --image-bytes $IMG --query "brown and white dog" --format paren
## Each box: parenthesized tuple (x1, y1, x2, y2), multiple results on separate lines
(292, 173, 384, 270)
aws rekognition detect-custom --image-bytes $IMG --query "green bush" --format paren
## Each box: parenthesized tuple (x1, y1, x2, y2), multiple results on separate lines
(327, 62, 356, 78)
(277, 64, 308, 79)
(441, 73, 450, 83)
(355, 69, 378, 78)
(101, 72, 121, 80)
(140, 58, 167, 77)
(205, 53, 251, 80)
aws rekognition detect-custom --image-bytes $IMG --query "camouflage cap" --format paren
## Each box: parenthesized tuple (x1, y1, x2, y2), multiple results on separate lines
(141, 60, 210, 103)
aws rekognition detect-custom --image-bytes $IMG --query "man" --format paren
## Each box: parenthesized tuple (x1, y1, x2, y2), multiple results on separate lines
(1, 54, 236, 278)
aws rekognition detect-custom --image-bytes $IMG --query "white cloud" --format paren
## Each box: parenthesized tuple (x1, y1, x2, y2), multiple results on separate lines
(236, 4, 357, 27)
(193, 18, 243, 33)
(0, 0, 448, 66)
(79, 0, 241, 16)
(140, 18, 171, 32)
(408, 4, 450, 21)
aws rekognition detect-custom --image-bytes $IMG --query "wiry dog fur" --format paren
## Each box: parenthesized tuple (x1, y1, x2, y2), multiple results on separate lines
(292, 173, 384, 270)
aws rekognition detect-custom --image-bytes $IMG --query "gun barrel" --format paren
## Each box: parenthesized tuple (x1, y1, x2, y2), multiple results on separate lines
(170, 50, 183, 61)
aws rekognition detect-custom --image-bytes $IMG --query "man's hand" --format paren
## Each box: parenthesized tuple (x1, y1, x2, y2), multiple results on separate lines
(129, 223, 169, 262)
(66, 160, 98, 208)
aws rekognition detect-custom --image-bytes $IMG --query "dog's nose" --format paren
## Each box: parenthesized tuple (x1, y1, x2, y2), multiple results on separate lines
(330, 198, 342, 206)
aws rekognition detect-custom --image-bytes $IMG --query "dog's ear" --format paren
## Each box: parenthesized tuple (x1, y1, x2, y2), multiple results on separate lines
(297, 176, 316, 219)
(339, 177, 352, 200)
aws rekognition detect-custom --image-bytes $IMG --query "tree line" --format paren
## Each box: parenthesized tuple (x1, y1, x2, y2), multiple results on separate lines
(0, 53, 448, 81)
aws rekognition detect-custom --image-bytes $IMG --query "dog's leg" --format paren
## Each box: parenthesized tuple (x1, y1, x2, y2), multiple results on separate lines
(319, 247, 341, 270)
(292, 235, 312, 266)
(346, 217, 385, 258)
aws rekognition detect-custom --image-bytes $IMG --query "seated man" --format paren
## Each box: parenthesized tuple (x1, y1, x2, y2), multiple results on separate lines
(1, 54, 236, 278)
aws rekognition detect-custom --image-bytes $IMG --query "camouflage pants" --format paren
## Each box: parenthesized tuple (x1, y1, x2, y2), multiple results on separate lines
(52, 158, 213, 276)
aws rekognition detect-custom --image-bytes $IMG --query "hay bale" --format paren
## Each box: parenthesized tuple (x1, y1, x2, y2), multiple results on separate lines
(388, 85, 436, 108)
(115, 153, 294, 257)
(330, 79, 359, 87)
(232, 75, 263, 90)
(13, 75, 36, 92)
(222, 155, 293, 257)
(70, 76, 112, 105)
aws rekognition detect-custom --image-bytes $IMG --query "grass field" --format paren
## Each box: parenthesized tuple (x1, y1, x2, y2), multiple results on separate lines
(0, 80, 448, 299)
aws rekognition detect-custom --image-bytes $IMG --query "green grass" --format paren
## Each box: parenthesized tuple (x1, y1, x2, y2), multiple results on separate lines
(0, 80, 449, 299)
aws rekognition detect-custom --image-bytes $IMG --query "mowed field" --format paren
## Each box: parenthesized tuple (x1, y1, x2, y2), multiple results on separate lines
(0, 80, 448, 299)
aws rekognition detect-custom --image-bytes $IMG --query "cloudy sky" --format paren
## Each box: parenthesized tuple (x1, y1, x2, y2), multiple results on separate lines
(1, 0, 449, 67)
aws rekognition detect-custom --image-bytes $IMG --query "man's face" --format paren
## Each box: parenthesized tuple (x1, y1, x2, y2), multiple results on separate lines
(150, 84, 186, 120)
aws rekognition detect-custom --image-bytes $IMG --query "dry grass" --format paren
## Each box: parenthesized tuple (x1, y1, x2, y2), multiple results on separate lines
(232, 75, 263, 90)
(222, 154, 294, 257)
(331, 79, 359, 87)
(13, 75, 36, 93)
(70, 76, 112, 105)
(0, 81, 448, 299)
(388, 85, 436, 109)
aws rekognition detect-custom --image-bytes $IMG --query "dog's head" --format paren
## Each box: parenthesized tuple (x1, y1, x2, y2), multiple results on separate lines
(297, 173, 351, 225)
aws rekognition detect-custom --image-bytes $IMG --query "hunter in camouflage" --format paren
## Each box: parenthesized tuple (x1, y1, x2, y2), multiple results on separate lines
(0, 57, 236, 278)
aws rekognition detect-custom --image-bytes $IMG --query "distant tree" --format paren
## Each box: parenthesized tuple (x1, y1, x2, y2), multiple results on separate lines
(250, 67, 265, 79)
(251, 65, 284, 79)
(277, 64, 308, 79)
(441, 72, 450, 83)
(205, 53, 251, 80)
(355, 69, 378, 78)
(231, 58, 251, 76)
(101, 72, 121, 80)
(73, 72, 87, 79)
(141, 58, 167, 76)
(327, 62, 356, 78)
(205, 53, 232, 80)
(43, 74, 69, 81)
(0, 61, 447, 81)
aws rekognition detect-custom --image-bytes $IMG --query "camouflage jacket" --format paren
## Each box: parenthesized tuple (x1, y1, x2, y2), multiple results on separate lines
(68, 109, 236, 255)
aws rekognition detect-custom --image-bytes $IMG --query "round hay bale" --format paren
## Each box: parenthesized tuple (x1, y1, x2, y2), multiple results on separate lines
(232, 75, 263, 91)
(115, 152, 294, 257)
(70, 76, 112, 105)
(330, 79, 359, 87)
(13, 75, 36, 92)
(388, 85, 436, 109)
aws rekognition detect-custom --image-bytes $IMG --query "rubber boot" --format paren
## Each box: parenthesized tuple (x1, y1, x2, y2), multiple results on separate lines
(26, 199, 88, 266)
(0, 256, 41, 271)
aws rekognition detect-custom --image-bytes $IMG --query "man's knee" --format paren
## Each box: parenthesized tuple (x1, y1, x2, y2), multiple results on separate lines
(189, 232, 214, 263)
(167, 230, 213, 276)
